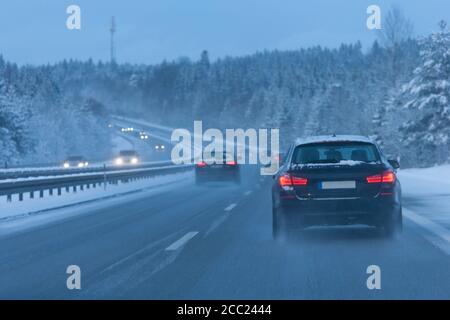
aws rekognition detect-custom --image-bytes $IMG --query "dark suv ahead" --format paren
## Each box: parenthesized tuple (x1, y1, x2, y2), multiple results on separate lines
(272, 135, 402, 239)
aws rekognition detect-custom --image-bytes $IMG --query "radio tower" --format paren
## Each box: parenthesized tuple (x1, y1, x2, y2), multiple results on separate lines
(110, 16, 116, 63)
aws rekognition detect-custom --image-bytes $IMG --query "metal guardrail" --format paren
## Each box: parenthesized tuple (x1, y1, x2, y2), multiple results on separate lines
(0, 164, 193, 202)
(0, 161, 176, 180)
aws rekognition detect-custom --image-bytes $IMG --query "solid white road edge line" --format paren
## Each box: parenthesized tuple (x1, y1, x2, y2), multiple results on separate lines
(224, 203, 237, 211)
(404, 208, 450, 255)
(165, 231, 199, 251)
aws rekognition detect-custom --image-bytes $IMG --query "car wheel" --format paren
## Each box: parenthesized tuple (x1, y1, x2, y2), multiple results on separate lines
(272, 206, 282, 241)
(272, 206, 292, 242)
(384, 208, 403, 238)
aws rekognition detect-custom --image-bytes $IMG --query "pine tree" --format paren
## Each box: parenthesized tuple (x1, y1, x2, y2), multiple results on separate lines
(400, 21, 450, 165)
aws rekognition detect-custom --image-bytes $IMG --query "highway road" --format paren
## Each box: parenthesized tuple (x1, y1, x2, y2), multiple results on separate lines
(1, 164, 450, 299)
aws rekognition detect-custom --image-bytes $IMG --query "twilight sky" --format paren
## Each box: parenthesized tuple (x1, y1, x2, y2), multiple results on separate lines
(0, 0, 448, 65)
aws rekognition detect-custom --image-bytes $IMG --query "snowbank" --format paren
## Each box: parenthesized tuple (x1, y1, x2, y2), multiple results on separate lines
(398, 164, 450, 196)
(0, 171, 193, 221)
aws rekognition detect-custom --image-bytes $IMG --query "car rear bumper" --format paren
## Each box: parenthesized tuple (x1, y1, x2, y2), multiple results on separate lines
(195, 167, 240, 180)
(277, 196, 400, 227)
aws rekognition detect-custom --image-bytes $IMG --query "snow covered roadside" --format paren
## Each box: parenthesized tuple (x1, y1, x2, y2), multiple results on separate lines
(399, 165, 450, 254)
(0, 171, 194, 222)
(398, 164, 450, 224)
(398, 165, 450, 196)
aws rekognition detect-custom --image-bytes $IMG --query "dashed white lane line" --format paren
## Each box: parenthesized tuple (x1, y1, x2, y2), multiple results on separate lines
(224, 203, 237, 212)
(244, 190, 252, 196)
(404, 208, 450, 255)
(165, 231, 199, 251)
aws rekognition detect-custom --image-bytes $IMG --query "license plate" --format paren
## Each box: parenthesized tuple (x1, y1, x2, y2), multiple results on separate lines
(321, 181, 356, 189)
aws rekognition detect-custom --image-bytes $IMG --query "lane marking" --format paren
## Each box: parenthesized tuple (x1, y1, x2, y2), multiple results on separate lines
(224, 203, 237, 211)
(205, 202, 239, 237)
(404, 208, 450, 255)
(244, 190, 252, 196)
(165, 231, 199, 251)
(101, 232, 176, 274)
(204, 214, 230, 237)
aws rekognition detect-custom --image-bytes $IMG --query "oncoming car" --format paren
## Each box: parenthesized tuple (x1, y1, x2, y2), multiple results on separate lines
(195, 151, 240, 184)
(63, 156, 88, 168)
(154, 144, 165, 151)
(272, 135, 402, 240)
(115, 150, 140, 165)
(139, 131, 149, 140)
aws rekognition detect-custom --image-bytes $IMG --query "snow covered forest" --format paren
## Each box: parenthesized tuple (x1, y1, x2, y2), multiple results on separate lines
(0, 16, 449, 168)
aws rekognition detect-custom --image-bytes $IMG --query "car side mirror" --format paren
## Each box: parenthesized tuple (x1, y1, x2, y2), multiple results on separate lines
(388, 159, 400, 169)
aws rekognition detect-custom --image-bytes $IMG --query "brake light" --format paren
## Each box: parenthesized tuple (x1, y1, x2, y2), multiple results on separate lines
(196, 161, 207, 167)
(279, 175, 292, 186)
(279, 174, 308, 186)
(226, 160, 237, 166)
(366, 170, 396, 184)
(382, 171, 396, 183)
(366, 175, 382, 183)
(292, 176, 308, 186)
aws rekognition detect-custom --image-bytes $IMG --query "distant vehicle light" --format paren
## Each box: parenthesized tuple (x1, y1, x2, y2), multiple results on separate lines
(161, 145, 165, 149)
(196, 161, 207, 167)
(226, 160, 237, 166)
(131, 157, 138, 164)
(63, 162, 70, 168)
(84, 162, 89, 167)
(116, 158, 123, 165)
(155, 145, 160, 149)
(78, 162, 84, 168)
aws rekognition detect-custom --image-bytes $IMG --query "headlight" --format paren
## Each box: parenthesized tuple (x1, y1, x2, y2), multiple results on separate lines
(84, 162, 89, 166)
(116, 158, 123, 165)
(161, 145, 165, 149)
(131, 157, 138, 164)
(78, 162, 84, 168)
(155, 145, 159, 149)
(63, 163, 70, 168)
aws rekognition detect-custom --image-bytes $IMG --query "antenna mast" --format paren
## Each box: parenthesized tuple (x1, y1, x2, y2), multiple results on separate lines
(110, 16, 116, 63)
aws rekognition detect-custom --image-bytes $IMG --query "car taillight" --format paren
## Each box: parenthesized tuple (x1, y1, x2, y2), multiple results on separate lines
(279, 174, 308, 186)
(196, 161, 207, 167)
(226, 160, 237, 166)
(382, 171, 396, 183)
(366, 170, 396, 184)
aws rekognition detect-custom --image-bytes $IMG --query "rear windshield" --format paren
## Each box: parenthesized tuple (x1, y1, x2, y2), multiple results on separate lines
(119, 150, 137, 156)
(203, 151, 234, 161)
(292, 142, 380, 165)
